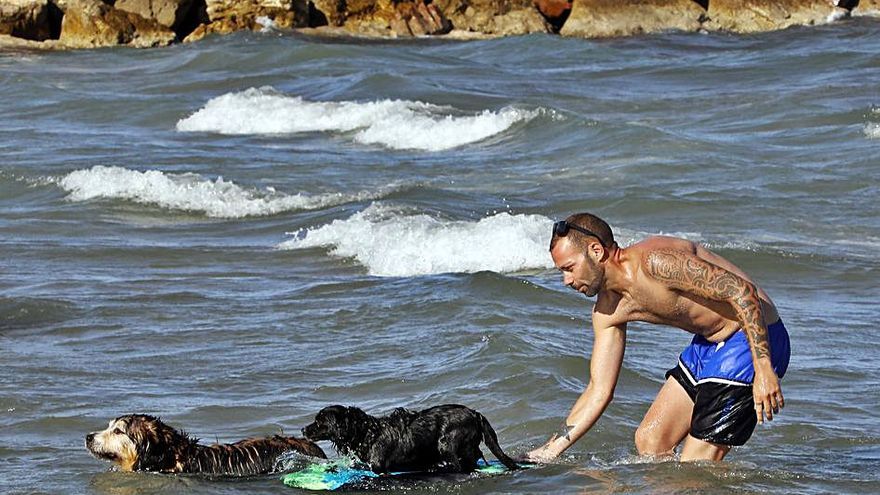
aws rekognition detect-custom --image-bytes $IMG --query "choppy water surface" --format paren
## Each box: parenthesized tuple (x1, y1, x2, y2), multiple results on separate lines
(2, 18, 879, 495)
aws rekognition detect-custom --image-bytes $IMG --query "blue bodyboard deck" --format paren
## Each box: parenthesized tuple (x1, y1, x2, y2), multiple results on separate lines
(281, 458, 527, 491)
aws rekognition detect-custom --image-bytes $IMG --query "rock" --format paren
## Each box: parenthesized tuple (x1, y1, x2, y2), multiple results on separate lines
(114, 0, 206, 39)
(435, 0, 550, 35)
(853, 0, 880, 14)
(305, 1, 451, 37)
(0, 31, 62, 48)
(307, 0, 341, 26)
(186, 0, 308, 40)
(535, 0, 570, 19)
(560, 0, 704, 38)
(56, 0, 176, 48)
(0, 0, 53, 41)
(534, 0, 571, 31)
(703, 0, 836, 33)
(394, 1, 452, 36)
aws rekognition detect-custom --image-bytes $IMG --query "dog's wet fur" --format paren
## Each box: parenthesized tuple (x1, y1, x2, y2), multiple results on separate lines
(302, 404, 519, 474)
(85, 414, 325, 475)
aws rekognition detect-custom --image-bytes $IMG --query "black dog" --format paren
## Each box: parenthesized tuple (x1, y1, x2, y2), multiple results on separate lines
(302, 404, 519, 474)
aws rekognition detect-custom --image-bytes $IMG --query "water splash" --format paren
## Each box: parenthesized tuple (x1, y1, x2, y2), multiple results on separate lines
(58, 166, 391, 218)
(176, 87, 542, 151)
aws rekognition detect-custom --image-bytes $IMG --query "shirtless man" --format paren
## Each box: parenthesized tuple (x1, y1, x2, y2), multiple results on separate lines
(527, 213, 791, 462)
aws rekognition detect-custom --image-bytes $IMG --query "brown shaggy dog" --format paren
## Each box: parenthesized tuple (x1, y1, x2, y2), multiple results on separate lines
(85, 414, 325, 475)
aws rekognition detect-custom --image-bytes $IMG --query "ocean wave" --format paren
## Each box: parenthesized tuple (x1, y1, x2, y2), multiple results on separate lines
(176, 87, 542, 151)
(277, 209, 830, 277)
(866, 107, 880, 139)
(58, 166, 389, 218)
(277, 204, 555, 276)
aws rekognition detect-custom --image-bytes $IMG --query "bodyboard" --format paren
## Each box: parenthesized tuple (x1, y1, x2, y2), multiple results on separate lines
(281, 458, 530, 490)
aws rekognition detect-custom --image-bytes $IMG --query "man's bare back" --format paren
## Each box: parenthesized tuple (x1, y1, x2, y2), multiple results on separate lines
(593, 236, 780, 343)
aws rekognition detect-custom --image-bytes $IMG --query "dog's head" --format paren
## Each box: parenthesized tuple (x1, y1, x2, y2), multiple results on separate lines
(85, 414, 189, 472)
(302, 405, 372, 451)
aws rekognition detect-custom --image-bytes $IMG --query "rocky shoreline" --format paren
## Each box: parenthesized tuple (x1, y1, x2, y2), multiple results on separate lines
(1, 0, 878, 50)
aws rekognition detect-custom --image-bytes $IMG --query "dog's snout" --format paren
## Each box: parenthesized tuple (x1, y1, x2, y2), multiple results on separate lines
(86, 432, 95, 443)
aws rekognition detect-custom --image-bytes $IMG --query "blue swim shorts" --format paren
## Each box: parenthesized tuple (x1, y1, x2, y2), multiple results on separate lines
(665, 320, 791, 446)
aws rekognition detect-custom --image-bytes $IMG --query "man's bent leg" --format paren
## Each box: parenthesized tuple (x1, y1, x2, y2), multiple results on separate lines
(680, 435, 731, 461)
(635, 377, 693, 457)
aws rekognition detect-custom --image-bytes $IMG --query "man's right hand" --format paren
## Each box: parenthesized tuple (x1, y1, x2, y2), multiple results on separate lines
(524, 437, 561, 463)
(524, 447, 555, 463)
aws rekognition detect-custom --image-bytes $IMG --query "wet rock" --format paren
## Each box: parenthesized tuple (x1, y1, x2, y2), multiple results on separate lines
(114, 0, 207, 39)
(435, 0, 550, 35)
(393, 1, 452, 36)
(703, 0, 836, 33)
(853, 0, 880, 13)
(56, 0, 176, 48)
(534, 0, 571, 31)
(560, 0, 704, 38)
(0, 32, 60, 48)
(186, 0, 308, 41)
(0, 0, 53, 41)
(305, 1, 451, 37)
(534, 0, 570, 18)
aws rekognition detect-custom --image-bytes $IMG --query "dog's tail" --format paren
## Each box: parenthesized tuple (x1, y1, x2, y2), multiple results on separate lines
(477, 413, 520, 470)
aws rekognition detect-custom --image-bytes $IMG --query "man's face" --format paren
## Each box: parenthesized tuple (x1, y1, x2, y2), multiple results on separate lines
(550, 236, 604, 297)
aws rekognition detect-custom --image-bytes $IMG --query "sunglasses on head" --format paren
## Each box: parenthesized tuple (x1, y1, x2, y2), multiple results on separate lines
(552, 220, 607, 248)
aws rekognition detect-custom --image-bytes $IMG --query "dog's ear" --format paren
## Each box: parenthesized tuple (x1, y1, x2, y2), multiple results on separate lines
(131, 417, 178, 472)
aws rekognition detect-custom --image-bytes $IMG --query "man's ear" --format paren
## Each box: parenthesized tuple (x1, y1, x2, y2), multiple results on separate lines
(588, 240, 605, 261)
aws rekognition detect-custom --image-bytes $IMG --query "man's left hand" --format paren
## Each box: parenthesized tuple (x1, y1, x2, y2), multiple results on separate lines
(753, 364, 784, 424)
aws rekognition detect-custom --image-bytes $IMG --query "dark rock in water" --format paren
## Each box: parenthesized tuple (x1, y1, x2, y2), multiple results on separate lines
(560, 0, 704, 38)
(56, 0, 176, 48)
(703, 0, 836, 33)
(0, 0, 53, 41)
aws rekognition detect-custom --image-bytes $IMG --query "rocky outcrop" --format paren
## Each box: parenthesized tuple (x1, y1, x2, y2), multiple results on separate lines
(114, 0, 207, 39)
(561, 0, 704, 38)
(702, 0, 836, 33)
(534, 0, 571, 31)
(854, 0, 880, 13)
(436, 0, 550, 35)
(303, 0, 547, 37)
(185, 0, 308, 41)
(1, 0, 879, 50)
(0, 0, 54, 40)
(304, 0, 452, 37)
(56, 0, 176, 48)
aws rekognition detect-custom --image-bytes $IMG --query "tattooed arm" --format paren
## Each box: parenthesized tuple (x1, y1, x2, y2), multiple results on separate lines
(644, 249, 783, 424)
(527, 318, 626, 461)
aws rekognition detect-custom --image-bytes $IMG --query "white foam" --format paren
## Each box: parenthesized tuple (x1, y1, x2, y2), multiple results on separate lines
(254, 16, 276, 31)
(826, 7, 850, 23)
(176, 87, 540, 151)
(276, 206, 789, 278)
(278, 204, 555, 276)
(58, 166, 387, 218)
(868, 107, 880, 138)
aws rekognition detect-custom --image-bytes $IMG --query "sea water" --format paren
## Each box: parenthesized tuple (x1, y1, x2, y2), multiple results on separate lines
(1, 18, 879, 494)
